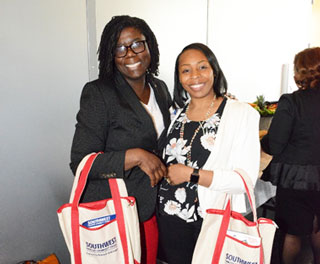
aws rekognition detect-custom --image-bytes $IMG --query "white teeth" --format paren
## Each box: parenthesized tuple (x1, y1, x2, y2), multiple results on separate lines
(126, 62, 141, 68)
(190, 84, 203, 89)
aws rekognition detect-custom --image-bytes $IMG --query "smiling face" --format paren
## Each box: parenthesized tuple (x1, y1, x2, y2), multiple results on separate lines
(114, 27, 151, 83)
(178, 49, 215, 100)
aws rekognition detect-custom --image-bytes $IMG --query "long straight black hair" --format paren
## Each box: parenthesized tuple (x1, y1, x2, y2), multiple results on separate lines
(173, 43, 228, 108)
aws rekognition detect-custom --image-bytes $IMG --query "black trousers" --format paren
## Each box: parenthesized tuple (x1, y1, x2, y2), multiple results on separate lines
(157, 214, 202, 264)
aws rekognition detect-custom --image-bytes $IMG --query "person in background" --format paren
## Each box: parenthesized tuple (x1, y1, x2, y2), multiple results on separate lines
(70, 15, 172, 264)
(157, 43, 260, 264)
(261, 47, 320, 264)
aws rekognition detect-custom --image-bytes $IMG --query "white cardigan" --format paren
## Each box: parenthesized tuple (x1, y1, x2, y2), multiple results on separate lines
(166, 99, 260, 214)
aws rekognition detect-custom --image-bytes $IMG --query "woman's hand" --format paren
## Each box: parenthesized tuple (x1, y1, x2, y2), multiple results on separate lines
(165, 164, 192, 185)
(166, 164, 214, 187)
(125, 148, 167, 187)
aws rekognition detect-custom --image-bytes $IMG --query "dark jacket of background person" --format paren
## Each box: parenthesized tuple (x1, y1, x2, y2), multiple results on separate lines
(261, 86, 320, 191)
(70, 72, 172, 222)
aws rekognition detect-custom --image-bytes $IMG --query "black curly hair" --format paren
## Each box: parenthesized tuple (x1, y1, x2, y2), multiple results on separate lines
(294, 47, 320, 90)
(98, 15, 160, 80)
(173, 43, 228, 108)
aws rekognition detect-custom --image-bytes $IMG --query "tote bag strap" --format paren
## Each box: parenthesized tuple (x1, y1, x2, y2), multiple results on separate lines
(70, 153, 131, 264)
(71, 153, 100, 264)
(109, 179, 130, 264)
(113, 177, 129, 197)
(234, 170, 264, 264)
(234, 169, 257, 222)
(235, 169, 264, 264)
(69, 153, 96, 202)
(212, 198, 232, 264)
(212, 170, 263, 264)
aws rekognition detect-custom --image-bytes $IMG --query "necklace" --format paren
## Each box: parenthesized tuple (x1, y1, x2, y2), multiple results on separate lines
(179, 96, 216, 165)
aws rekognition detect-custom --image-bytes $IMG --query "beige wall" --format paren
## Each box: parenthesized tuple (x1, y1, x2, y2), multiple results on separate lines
(312, 0, 320, 46)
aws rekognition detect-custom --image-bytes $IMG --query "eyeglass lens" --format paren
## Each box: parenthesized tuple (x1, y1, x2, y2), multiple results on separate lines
(115, 41, 146, 58)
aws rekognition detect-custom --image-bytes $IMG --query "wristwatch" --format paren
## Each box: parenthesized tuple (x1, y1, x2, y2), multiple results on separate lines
(190, 168, 200, 183)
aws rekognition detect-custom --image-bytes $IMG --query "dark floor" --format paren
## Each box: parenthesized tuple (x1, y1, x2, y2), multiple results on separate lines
(257, 200, 314, 264)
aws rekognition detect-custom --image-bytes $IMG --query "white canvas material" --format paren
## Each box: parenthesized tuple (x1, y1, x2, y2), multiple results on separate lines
(57, 153, 141, 264)
(192, 170, 277, 264)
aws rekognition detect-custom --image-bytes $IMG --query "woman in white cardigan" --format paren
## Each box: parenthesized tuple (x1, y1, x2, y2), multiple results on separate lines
(157, 43, 260, 264)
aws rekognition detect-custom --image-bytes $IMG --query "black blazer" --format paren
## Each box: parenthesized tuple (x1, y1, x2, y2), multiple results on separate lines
(70, 72, 172, 222)
(261, 87, 320, 190)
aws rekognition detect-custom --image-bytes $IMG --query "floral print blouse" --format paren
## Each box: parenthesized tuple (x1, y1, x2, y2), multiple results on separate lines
(158, 97, 227, 223)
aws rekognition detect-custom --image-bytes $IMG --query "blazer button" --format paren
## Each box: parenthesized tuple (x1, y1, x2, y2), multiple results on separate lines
(100, 173, 108, 179)
(101, 172, 117, 178)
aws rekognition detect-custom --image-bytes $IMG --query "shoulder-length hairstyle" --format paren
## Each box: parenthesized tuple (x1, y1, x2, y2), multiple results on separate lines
(173, 43, 228, 108)
(294, 47, 320, 90)
(98, 15, 160, 80)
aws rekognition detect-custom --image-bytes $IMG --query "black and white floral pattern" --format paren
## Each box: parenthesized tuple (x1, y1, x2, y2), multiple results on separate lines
(158, 98, 226, 222)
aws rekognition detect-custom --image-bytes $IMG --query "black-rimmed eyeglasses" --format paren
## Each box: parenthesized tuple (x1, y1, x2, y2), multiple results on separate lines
(114, 40, 147, 58)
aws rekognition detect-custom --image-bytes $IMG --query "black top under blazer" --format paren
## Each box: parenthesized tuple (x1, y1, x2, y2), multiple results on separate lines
(261, 87, 320, 191)
(70, 72, 172, 222)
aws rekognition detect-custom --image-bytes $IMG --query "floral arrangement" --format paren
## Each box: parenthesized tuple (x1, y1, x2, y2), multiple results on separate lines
(249, 95, 278, 117)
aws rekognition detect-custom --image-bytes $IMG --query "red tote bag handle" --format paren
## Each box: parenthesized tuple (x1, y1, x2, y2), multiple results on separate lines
(211, 199, 232, 264)
(211, 170, 264, 264)
(71, 153, 99, 264)
(70, 153, 131, 264)
(109, 179, 130, 264)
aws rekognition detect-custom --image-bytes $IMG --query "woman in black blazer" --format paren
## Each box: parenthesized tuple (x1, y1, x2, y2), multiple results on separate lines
(70, 16, 172, 264)
(261, 47, 320, 264)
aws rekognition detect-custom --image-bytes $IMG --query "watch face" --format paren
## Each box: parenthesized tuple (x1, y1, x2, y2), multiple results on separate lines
(190, 174, 199, 183)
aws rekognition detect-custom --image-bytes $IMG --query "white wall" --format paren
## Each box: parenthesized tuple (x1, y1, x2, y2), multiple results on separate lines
(312, 0, 320, 46)
(93, 0, 312, 102)
(208, 0, 312, 102)
(0, 0, 88, 263)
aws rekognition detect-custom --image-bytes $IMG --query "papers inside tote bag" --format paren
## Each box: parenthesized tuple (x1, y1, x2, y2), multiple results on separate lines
(192, 170, 277, 264)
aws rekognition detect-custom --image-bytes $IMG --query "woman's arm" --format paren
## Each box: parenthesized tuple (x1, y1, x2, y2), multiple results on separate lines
(261, 94, 294, 155)
(165, 164, 213, 187)
(207, 105, 260, 194)
(165, 103, 260, 193)
(125, 148, 167, 187)
(70, 82, 125, 179)
(70, 82, 166, 186)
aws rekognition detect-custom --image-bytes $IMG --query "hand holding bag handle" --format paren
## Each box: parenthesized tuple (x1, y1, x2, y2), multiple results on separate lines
(70, 153, 132, 264)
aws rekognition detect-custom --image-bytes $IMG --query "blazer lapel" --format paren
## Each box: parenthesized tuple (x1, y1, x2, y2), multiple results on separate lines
(114, 72, 157, 138)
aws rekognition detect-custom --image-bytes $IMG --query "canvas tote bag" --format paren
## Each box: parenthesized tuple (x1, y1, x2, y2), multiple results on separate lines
(57, 153, 141, 264)
(192, 170, 277, 264)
